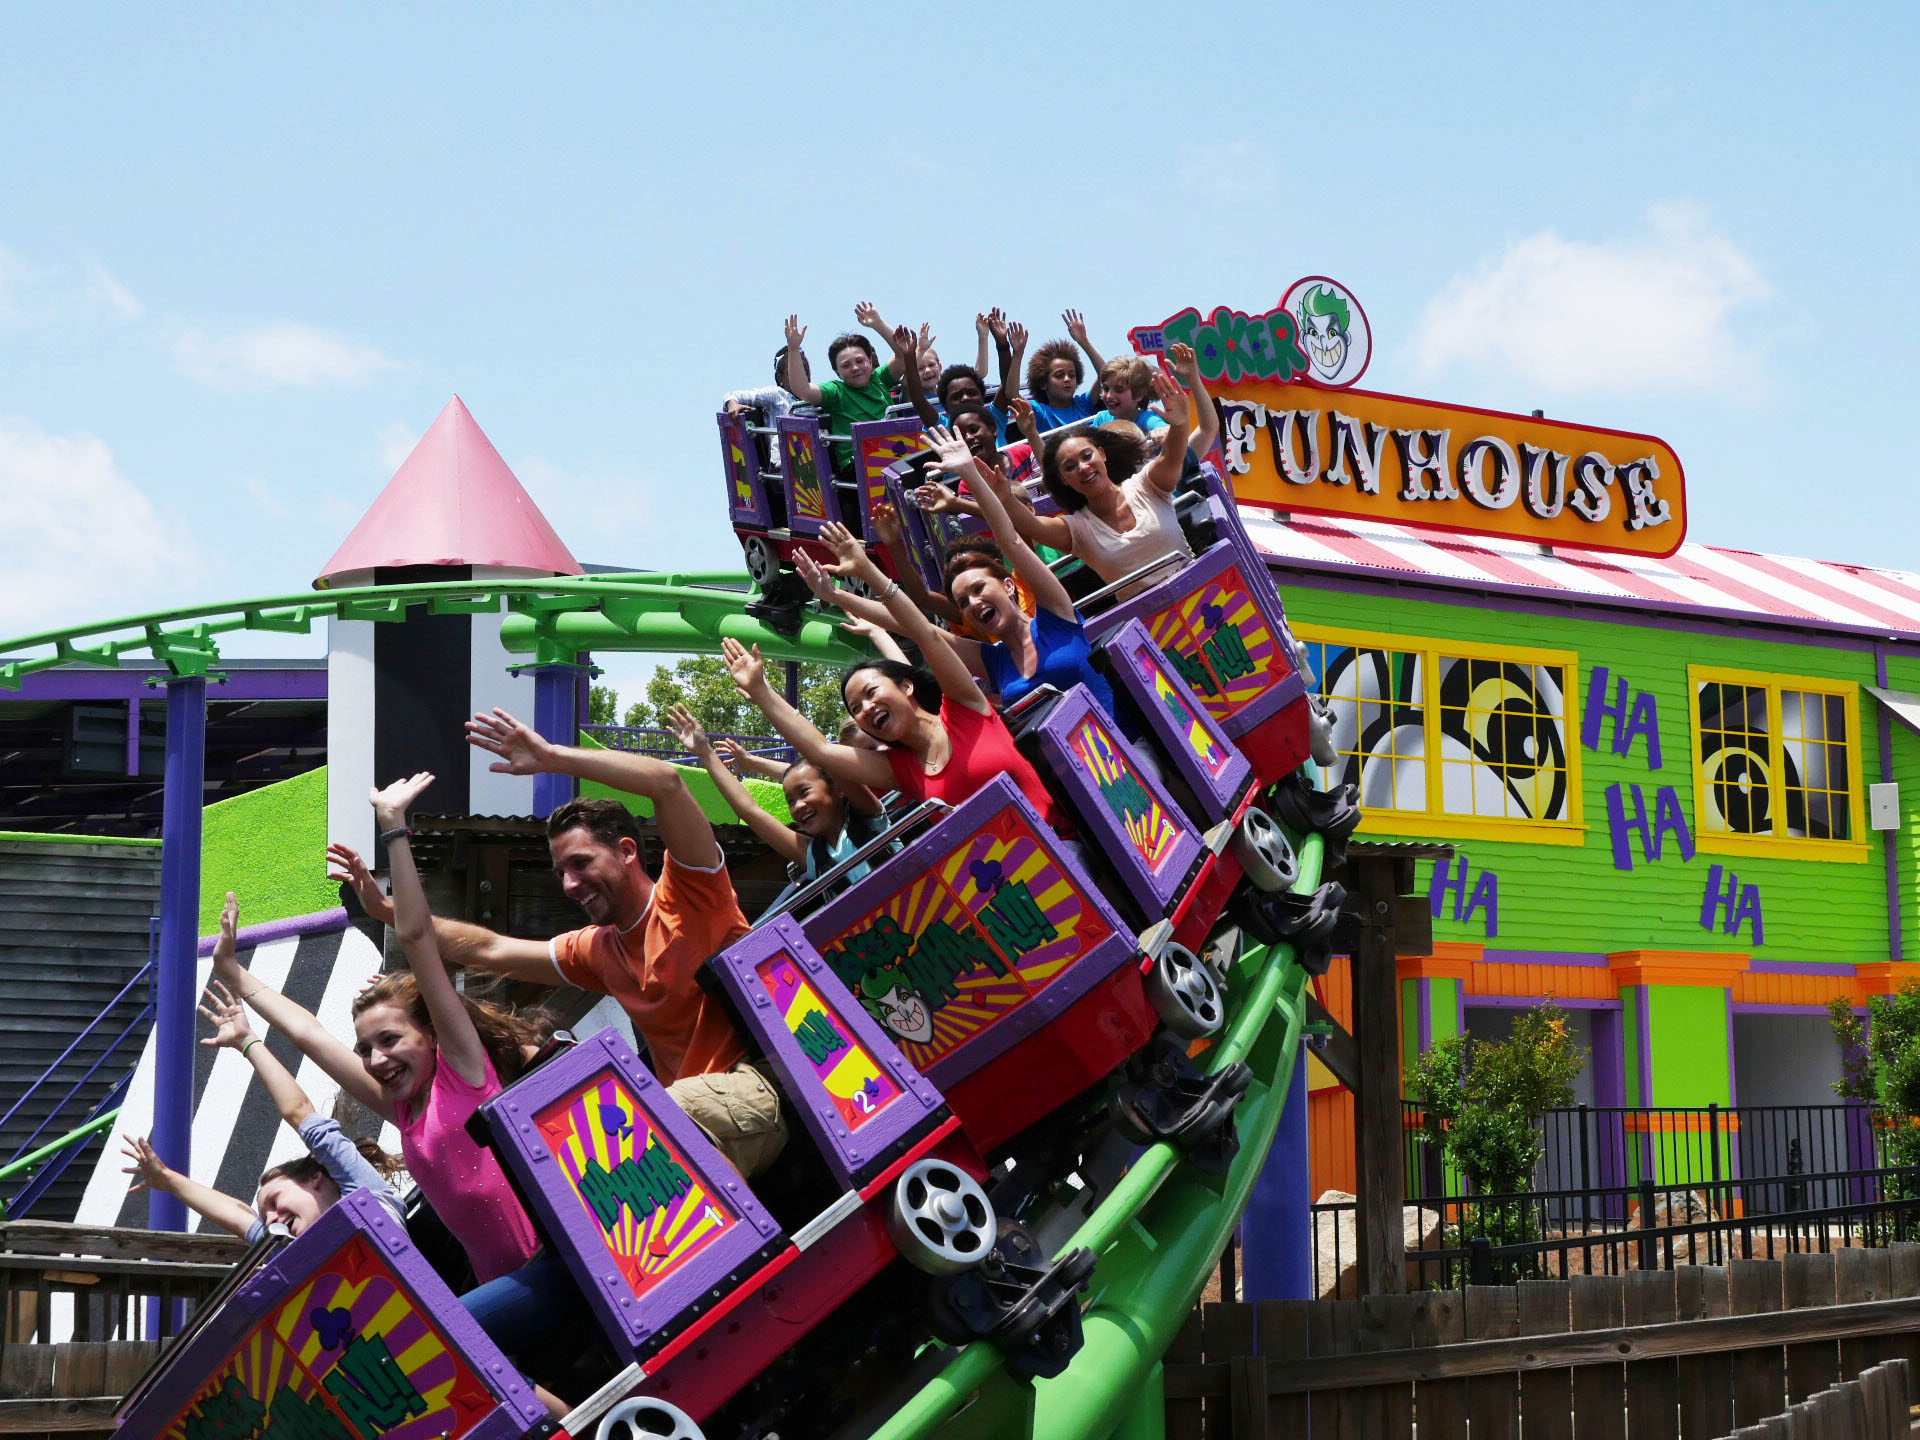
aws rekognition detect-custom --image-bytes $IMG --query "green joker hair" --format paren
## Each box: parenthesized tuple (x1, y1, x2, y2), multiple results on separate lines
(1301, 285, 1352, 335)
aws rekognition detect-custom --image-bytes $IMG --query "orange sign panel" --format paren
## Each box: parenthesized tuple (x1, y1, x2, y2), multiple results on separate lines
(1217, 380, 1686, 558)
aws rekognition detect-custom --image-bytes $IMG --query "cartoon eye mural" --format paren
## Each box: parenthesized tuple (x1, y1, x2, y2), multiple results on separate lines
(1697, 681, 1774, 835)
(1313, 643, 1428, 811)
(1435, 657, 1570, 822)
(1780, 688, 1850, 840)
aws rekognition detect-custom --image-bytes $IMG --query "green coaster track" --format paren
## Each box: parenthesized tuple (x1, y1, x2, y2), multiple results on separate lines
(0, 571, 1314, 1440)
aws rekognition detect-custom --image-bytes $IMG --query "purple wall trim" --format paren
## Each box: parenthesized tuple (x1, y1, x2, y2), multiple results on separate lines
(1878, 646, 1904, 963)
(124, 697, 140, 778)
(1731, 1002, 1861, 1016)
(1749, 959, 1859, 976)
(1266, 558, 1920, 656)
(1726, 1000, 1739, 1109)
(4, 666, 327, 703)
(1482, 949, 1609, 968)
(1636, 988, 1655, 1107)
(1465, 994, 1621, 1011)
(196, 907, 350, 957)
(1592, 1009, 1626, 1108)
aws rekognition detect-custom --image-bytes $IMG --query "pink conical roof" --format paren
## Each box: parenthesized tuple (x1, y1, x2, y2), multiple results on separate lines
(315, 396, 582, 587)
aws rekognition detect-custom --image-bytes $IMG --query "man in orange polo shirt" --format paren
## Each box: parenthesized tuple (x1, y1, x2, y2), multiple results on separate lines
(330, 708, 786, 1177)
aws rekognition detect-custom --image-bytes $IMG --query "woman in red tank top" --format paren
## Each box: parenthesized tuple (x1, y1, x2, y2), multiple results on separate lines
(721, 522, 1068, 835)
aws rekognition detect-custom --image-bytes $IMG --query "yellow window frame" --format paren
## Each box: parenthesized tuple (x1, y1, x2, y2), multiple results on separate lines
(1687, 665, 1869, 863)
(1296, 624, 1586, 847)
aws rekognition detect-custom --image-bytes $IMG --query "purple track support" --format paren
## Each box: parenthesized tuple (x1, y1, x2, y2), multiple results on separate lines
(718, 410, 774, 529)
(124, 696, 140, 777)
(150, 674, 205, 1236)
(531, 659, 580, 817)
(1023, 683, 1206, 920)
(800, 776, 1138, 1093)
(1095, 617, 1253, 825)
(116, 1190, 551, 1440)
(1240, 1047, 1313, 1300)
(473, 1029, 784, 1363)
(709, 916, 948, 1191)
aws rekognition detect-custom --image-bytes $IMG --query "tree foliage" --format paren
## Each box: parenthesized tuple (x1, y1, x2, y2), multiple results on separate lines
(1830, 986, 1920, 1188)
(1407, 1001, 1586, 1198)
(588, 656, 847, 741)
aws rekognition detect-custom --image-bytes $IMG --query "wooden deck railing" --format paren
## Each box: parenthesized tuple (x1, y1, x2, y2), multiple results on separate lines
(0, 1221, 245, 1435)
(1167, 1244, 1920, 1437)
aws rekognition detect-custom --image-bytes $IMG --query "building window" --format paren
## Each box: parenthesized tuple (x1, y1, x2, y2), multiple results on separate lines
(1299, 628, 1582, 843)
(1691, 667, 1864, 859)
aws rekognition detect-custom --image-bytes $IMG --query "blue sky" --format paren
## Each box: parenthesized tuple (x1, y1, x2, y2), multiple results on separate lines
(3, 3, 1916, 703)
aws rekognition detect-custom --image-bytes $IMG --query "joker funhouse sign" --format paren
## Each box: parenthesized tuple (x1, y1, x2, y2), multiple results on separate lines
(1131, 279, 1688, 560)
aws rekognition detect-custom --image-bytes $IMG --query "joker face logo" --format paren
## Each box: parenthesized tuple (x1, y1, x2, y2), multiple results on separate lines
(1299, 286, 1349, 379)
(1281, 277, 1371, 388)
(858, 967, 936, 1043)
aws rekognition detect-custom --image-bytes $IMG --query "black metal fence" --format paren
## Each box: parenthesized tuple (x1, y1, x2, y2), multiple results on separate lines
(1286, 1101, 1916, 1294)
(1400, 1101, 1879, 1222)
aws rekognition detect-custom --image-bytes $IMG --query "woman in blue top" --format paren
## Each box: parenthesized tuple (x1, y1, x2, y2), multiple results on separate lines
(798, 424, 1116, 717)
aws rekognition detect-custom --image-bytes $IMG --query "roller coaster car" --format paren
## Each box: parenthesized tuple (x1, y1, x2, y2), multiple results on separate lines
(1079, 473, 1315, 787)
(114, 1189, 559, 1440)
(720, 410, 924, 609)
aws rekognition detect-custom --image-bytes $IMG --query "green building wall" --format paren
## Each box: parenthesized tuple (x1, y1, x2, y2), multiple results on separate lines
(1277, 581, 1915, 966)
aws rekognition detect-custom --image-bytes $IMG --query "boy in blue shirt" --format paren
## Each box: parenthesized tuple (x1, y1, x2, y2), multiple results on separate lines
(1025, 308, 1107, 431)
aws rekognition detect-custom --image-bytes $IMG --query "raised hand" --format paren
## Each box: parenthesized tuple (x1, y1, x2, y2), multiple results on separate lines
(1008, 393, 1042, 444)
(976, 311, 992, 340)
(924, 423, 973, 476)
(911, 480, 966, 514)
(466, 709, 554, 776)
(892, 324, 917, 365)
(793, 548, 843, 600)
(326, 843, 393, 925)
(1063, 308, 1091, 346)
(210, 891, 241, 969)
(784, 314, 806, 350)
(1007, 320, 1029, 355)
(1152, 369, 1193, 428)
(1168, 341, 1200, 386)
(987, 307, 1009, 341)
(854, 299, 884, 330)
(872, 501, 905, 547)
(717, 737, 753, 776)
(917, 321, 936, 354)
(369, 771, 434, 829)
(198, 978, 254, 1050)
(818, 520, 871, 577)
(121, 1135, 173, 1193)
(839, 615, 882, 644)
(721, 637, 769, 697)
(665, 703, 709, 754)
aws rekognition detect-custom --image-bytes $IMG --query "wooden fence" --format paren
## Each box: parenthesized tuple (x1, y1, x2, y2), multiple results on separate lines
(1724, 1357, 1911, 1438)
(0, 1221, 243, 1435)
(1167, 1245, 1920, 1438)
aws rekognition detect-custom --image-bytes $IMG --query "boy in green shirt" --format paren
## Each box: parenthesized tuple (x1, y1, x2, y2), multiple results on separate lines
(783, 303, 912, 473)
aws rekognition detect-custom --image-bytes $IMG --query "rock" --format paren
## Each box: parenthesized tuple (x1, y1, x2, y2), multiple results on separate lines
(1310, 1190, 1445, 1298)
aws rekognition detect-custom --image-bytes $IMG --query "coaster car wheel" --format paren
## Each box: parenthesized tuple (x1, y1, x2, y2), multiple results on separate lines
(889, 1158, 996, 1275)
(1146, 942, 1224, 1039)
(742, 534, 780, 587)
(597, 1396, 705, 1440)
(1232, 807, 1298, 893)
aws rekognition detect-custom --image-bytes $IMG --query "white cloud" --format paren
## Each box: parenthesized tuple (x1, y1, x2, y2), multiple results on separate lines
(376, 420, 418, 473)
(1408, 205, 1771, 398)
(84, 263, 144, 320)
(1177, 139, 1283, 195)
(174, 322, 399, 390)
(0, 248, 145, 327)
(0, 417, 199, 636)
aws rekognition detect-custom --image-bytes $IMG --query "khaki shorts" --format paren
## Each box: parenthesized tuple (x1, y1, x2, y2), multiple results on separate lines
(668, 1061, 789, 1179)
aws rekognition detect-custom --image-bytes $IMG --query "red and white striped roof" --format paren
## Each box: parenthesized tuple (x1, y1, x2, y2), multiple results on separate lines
(1238, 508, 1920, 643)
